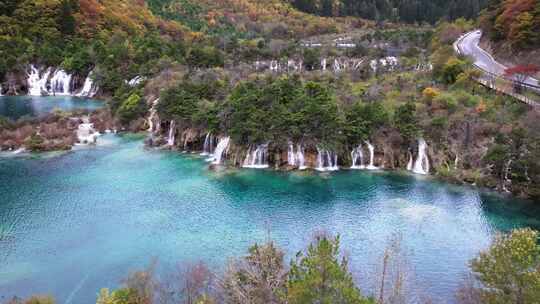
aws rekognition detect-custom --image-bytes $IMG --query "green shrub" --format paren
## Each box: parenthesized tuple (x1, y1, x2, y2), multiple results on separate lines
(117, 92, 147, 125)
(470, 229, 540, 304)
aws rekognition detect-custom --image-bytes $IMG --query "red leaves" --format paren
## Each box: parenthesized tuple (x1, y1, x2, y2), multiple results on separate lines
(498, 0, 536, 27)
(504, 64, 540, 77)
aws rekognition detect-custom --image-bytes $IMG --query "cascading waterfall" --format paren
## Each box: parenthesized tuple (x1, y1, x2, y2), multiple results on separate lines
(296, 145, 306, 170)
(365, 141, 378, 170)
(167, 121, 176, 146)
(76, 117, 99, 145)
(49, 70, 72, 95)
(201, 133, 215, 156)
(147, 99, 159, 133)
(270, 61, 279, 72)
(127, 76, 145, 87)
(407, 151, 413, 171)
(288, 143, 296, 165)
(321, 58, 327, 71)
(503, 159, 512, 192)
(210, 137, 230, 165)
(27, 65, 51, 96)
(351, 145, 365, 169)
(0, 84, 3, 96)
(412, 138, 429, 175)
(27, 65, 78, 96)
(287, 143, 307, 169)
(243, 144, 269, 169)
(316, 147, 339, 172)
(333, 59, 341, 72)
(76, 73, 98, 97)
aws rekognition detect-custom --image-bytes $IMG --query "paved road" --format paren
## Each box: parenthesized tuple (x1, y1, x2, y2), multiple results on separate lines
(457, 30, 539, 88)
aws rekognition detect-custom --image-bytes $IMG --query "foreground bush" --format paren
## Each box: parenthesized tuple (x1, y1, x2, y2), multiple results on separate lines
(458, 228, 540, 304)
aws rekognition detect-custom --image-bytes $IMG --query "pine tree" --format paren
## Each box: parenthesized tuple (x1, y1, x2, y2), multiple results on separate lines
(58, 0, 76, 36)
(287, 235, 374, 304)
(321, 0, 333, 16)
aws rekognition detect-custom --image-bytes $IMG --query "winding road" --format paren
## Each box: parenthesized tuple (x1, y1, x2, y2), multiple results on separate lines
(455, 30, 539, 89)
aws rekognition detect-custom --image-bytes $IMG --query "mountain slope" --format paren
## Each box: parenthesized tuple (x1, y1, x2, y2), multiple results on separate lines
(145, 0, 349, 39)
(290, 0, 489, 24)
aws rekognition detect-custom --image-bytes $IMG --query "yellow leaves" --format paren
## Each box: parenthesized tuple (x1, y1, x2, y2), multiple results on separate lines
(422, 87, 440, 101)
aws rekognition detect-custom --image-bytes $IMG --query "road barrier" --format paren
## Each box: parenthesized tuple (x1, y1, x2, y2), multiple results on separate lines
(454, 31, 540, 107)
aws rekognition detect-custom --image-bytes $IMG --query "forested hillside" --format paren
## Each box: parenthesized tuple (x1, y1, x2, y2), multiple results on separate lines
(290, 0, 489, 24)
(1, 0, 539, 200)
(479, 0, 540, 51)
(0, 0, 195, 89)
(145, 0, 345, 39)
(0, 0, 354, 95)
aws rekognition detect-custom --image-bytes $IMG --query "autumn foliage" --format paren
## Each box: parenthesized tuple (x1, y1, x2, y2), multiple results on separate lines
(480, 0, 540, 50)
(504, 64, 540, 82)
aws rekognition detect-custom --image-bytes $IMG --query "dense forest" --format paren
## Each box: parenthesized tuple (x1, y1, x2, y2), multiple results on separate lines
(290, 0, 489, 24)
(480, 0, 540, 51)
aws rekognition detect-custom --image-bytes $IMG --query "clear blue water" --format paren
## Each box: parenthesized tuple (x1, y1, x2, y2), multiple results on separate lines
(0, 96, 104, 120)
(0, 134, 538, 303)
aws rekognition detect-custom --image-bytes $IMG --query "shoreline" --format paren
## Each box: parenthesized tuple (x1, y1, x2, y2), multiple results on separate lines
(151, 140, 536, 204)
(1, 124, 536, 203)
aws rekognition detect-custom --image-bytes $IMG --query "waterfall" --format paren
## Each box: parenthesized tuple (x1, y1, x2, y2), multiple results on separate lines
(27, 65, 51, 96)
(167, 121, 176, 146)
(365, 141, 378, 170)
(288, 143, 296, 166)
(296, 145, 306, 170)
(76, 73, 98, 97)
(49, 69, 72, 95)
(407, 151, 413, 171)
(76, 117, 99, 144)
(127, 76, 145, 86)
(0, 84, 3, 96)
(270, 60, 279, 72)
(243, 144, 269, 169)
(201, 133, 215, 156)
(147, 99, 159, 133)
(210, 137, 230, 165)
(333, 59, 341, 72)
(287, 143, 307, 170)
(321, 58, 327, 71)
(27, 65, 78, 96)
(503, 159, 512, 192)
(351, 145, 365, 169)
(316, 147, 339, 172)
(412, 139, 429, 175)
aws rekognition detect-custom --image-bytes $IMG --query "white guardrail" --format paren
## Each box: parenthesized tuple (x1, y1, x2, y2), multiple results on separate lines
(454, 30, 540, 107)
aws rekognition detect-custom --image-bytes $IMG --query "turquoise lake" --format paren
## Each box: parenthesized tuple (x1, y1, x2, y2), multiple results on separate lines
(0, 134, 539, 303)
(0, 96, 103, 120)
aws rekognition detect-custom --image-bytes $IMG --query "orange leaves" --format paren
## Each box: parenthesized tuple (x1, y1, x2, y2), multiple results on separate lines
(495, 0, 536, 36)
(206, 11, 217, 27)
(500, 0, 535, 23)
(476, 100, 487, 113)
(76, 0, 188, 39)
(78, 0, 104, 20)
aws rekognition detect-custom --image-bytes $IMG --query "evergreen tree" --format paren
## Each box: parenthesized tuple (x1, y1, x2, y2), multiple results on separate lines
(321, 0, 333, 16)
(291, 0, 489, 24)
(394, 102, 420, 142)
(58, 0, 76, 37)
(287, 235, 374, 304)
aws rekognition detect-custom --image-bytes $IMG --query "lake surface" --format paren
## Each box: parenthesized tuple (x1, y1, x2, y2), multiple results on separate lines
(0, 96, 103, 120)
(0, 134, 539, 303)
